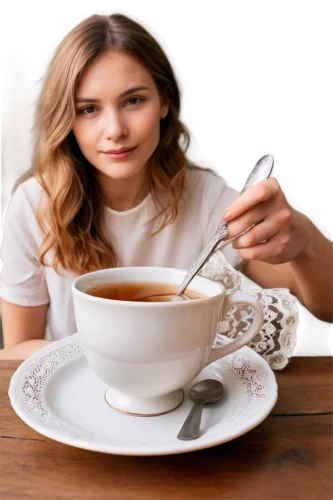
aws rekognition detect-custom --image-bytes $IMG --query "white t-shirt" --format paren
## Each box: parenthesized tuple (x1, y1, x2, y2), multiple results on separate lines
(0, 167, 243, 340)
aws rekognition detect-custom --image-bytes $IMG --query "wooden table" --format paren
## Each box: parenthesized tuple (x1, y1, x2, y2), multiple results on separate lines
(0, 357, 332, 500)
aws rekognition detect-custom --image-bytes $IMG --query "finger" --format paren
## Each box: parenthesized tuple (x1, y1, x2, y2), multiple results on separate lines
(232, 219, 279, 249)
(222, 178, 280, 221)
(236, 233, 289, 264)
(223, 204, 269, 240)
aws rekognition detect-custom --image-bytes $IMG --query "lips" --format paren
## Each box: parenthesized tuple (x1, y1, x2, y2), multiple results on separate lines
(104, 147, 137, 154)
(103, 146, 137, 160)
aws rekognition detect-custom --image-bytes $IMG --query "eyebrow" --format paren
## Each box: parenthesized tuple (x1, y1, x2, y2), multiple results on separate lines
(75, 85, 151, 103)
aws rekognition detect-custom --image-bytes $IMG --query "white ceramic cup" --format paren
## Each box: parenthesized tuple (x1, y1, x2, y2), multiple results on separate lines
(72, 267, 263, 416)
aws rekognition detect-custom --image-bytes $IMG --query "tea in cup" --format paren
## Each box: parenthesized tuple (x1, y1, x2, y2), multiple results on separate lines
(72, 267, 263, 416)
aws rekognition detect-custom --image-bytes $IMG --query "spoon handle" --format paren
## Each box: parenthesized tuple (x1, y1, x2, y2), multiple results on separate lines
(177, 154, 274, 295)
(177, 400, 206, 440)
(176, 221, 228, 295)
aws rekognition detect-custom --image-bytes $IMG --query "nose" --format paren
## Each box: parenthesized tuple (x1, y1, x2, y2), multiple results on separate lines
(103, 109, 127, 142)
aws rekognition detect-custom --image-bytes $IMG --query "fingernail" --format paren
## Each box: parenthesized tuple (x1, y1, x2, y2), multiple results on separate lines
(222, 211, 232, 221)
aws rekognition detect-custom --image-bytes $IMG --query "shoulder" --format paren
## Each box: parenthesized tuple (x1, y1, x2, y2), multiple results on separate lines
(185, 166, 231, 204)
(9, 177, 44, 214)
(14, 176, 44, 203)
(3, 177, 46, 230)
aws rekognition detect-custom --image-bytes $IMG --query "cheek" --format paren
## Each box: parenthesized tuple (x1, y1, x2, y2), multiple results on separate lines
(72, 123, 95, 153)
(136, 108, 161, 145)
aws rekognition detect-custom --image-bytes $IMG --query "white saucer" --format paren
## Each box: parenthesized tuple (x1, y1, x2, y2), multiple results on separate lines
(8, 334, 278, 456)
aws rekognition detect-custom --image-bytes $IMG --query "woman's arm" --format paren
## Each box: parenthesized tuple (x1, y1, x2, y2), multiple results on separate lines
(286, 215, 333, 321)
(222, 178, 333, 322)
(0, 299, 52, 359)
(243, 224, 333, 321)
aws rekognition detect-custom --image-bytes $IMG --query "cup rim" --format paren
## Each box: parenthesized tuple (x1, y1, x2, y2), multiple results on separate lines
(72, 266, 225, 307)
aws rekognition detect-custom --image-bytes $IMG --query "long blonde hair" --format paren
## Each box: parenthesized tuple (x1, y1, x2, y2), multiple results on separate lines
(26, 13, 191, 274)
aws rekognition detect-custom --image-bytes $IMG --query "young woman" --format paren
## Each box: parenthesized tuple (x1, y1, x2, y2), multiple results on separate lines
(0, 14, 331, 360)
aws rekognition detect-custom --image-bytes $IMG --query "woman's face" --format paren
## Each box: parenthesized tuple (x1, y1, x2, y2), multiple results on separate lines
(72, 50, 168, 183)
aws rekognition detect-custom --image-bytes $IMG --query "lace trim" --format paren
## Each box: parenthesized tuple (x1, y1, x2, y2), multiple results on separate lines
(199, 249, 242, 293)
(200, 249, 299, 370)
(9, 335, 277, 445)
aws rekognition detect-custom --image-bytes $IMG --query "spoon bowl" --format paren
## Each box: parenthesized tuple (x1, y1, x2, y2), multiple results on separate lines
(177, 379, 224, 440)
(134, 293, 190, 302)
(190, 379, 225, 402)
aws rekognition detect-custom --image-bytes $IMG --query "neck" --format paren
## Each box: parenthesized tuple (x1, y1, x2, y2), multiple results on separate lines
(97, 169, 150, 212)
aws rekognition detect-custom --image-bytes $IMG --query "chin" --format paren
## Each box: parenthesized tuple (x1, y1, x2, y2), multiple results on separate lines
(101, 164, 146, 180)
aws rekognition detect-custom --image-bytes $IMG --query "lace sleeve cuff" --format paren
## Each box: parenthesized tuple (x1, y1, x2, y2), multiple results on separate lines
(199, 249, 242, 293)
(199, 250, 299, 370)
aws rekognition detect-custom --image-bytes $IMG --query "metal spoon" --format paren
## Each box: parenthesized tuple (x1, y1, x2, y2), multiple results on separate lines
(176, 154, 274, 296)
(136, 293, 190, 302)
(177, 379, 224, 440)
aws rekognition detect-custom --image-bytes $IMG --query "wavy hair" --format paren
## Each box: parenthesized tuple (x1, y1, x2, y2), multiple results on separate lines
(25, 13, 191, 274)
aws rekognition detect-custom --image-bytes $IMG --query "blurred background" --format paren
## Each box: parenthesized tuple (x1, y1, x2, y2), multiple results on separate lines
(1, 0, 332, 354)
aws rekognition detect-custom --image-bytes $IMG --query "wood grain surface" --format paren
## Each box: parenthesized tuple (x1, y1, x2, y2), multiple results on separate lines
(0, 357, 332, 500)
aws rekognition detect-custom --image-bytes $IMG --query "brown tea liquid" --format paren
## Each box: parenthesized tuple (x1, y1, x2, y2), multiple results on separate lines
(86, 282, 205, 302)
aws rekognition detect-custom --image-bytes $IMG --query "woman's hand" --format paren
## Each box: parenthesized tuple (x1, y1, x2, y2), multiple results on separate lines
(221, 177, 332, 321)
(222, 178, 312, 265)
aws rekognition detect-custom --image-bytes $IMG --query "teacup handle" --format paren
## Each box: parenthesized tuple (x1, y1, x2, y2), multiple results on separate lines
(205, 292, 264, 366)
